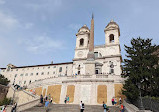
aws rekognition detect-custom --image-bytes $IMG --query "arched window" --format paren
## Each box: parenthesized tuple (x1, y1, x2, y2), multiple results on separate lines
(79, 38, 84, 46)
(78, 65, 81, 75)
(109, 34, 114, 43)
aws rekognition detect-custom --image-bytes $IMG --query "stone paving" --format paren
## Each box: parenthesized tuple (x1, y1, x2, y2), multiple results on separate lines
(23, 104, 121, 112)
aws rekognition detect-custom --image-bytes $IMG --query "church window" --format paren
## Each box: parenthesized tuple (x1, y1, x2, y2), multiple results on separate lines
(15, 74, 17, 77)
(59, 67, 62, 72)
(110, 69, 114, 74)
(25, 73, 28, 76)
(20, 74, 23, 76)
(16, 69, 18, 71)
(109, 61, 114, 74)
(78, 71, 80, 75)
(95, 70, 99, 74)
(36, 73, 38, 75)
(109, 34, 114, 43)
(48, 72, 49, 75)
(79, 38, 84, 46)
(48, 66, 50, 69)
(30, 73, 33, 76)
(41, 72, 44, 75)
(29, 80, 31, 84)
(53, 71, 55, 74)
(54, 66, 56, 68)
(94, 52, 98, 58)
(78, 65, 81, 75)
(24, 81, 26, 84)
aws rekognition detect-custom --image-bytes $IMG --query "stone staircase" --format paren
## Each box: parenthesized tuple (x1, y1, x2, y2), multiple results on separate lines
(23, 104, 121, 112)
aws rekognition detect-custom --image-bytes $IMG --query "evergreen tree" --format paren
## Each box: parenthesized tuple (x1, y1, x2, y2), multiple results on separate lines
(0, 74, 10, 86)
(122, 37, 159, 102)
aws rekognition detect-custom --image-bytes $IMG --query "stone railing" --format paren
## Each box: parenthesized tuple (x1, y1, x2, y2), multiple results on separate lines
(16, 98, 39, 112)
(123, 100, 152, 112)
(96, 74, 108, 78)
(123, 100, 140, 112)
(6, 86, 40, 112)
(28, 74, 124, 89)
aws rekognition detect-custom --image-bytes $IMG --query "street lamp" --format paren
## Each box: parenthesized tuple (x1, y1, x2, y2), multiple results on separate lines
(137, 83, 145, 110)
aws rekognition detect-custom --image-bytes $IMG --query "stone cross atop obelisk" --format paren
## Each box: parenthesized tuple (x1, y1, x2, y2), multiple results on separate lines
(87, 13, 95, 61)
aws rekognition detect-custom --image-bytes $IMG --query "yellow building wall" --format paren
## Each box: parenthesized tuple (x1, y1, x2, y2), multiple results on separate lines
(66, 85, 75, 103)
(114, 84, 125, 103)
(43, 88, 46, 96)
(47, 85, 62, 103)
(34, 87, 42, 96)
(97, 85, 107, 104)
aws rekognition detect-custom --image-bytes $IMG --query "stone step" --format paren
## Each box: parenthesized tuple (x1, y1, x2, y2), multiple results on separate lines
(23, 104, 121, 112)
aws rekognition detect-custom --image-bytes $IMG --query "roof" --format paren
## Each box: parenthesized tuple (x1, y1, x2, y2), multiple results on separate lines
(105, 20, 119, 28)
(78, 24, 90, 32)
(0, 62, 73, 69)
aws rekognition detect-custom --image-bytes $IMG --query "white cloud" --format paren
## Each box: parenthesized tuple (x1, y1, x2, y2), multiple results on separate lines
(0, 0, 5, 5)
(18, 35, 65, 54)
(0, 11, 19, 31)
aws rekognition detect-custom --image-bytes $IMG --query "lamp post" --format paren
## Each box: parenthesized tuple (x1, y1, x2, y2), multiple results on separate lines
(137, 83, 145, 110)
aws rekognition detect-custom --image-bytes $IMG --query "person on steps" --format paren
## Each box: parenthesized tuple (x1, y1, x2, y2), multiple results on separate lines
(45, 98, 49, 112)
(103, 101, 107, 112)
(80, 101, 84, 112)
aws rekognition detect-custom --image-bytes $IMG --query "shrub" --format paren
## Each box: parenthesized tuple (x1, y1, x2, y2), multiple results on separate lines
(0, 97, 11, 106)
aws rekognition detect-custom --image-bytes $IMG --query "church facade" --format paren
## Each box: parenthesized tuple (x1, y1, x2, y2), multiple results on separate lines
(0, 17, 124, 105)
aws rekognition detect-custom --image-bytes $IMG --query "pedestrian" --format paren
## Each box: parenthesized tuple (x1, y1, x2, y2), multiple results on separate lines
(103, 101, 107, 112)
(50, 97, 53, 103)
(119, 97, 122, 104)
(2, 105, 7, 112)
(121, 104, 124, 112)
(80, 101, 84, 112)
(112, 98, 114, 105)
(40, 94, 43, 104)
(64, 96, 67, 104)
(45, 98, 50, 112)
(11, 102, 17, 112)
(114, 97, 117, 106)
(48, 93, 51, 101)
(67, 95, 69, 103)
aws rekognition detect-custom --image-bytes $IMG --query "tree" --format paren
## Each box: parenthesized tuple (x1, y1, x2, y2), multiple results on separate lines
(122, 37, 159, 102)
(0, 74, 10, 86)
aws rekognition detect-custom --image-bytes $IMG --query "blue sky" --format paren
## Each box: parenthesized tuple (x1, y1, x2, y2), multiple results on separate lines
(0, 0, 159, 67)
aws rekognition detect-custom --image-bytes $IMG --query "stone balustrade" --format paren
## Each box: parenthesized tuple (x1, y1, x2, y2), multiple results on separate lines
(28, 74, 124, 89)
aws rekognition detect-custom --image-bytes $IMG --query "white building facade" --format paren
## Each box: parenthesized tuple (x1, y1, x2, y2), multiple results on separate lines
(1, 19, 124, 105)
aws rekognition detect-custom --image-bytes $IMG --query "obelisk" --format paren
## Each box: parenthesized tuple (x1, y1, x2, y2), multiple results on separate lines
(85, 14, 95, 75)
(87, 14, 95, 61)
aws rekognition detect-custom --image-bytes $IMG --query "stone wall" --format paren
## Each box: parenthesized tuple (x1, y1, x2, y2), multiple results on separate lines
(30, 81, 124, 106)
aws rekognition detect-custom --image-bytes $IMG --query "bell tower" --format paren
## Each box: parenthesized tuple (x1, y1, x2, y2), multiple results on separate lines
(74, 25, 90, 60)
(104, 20, 120, 46)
